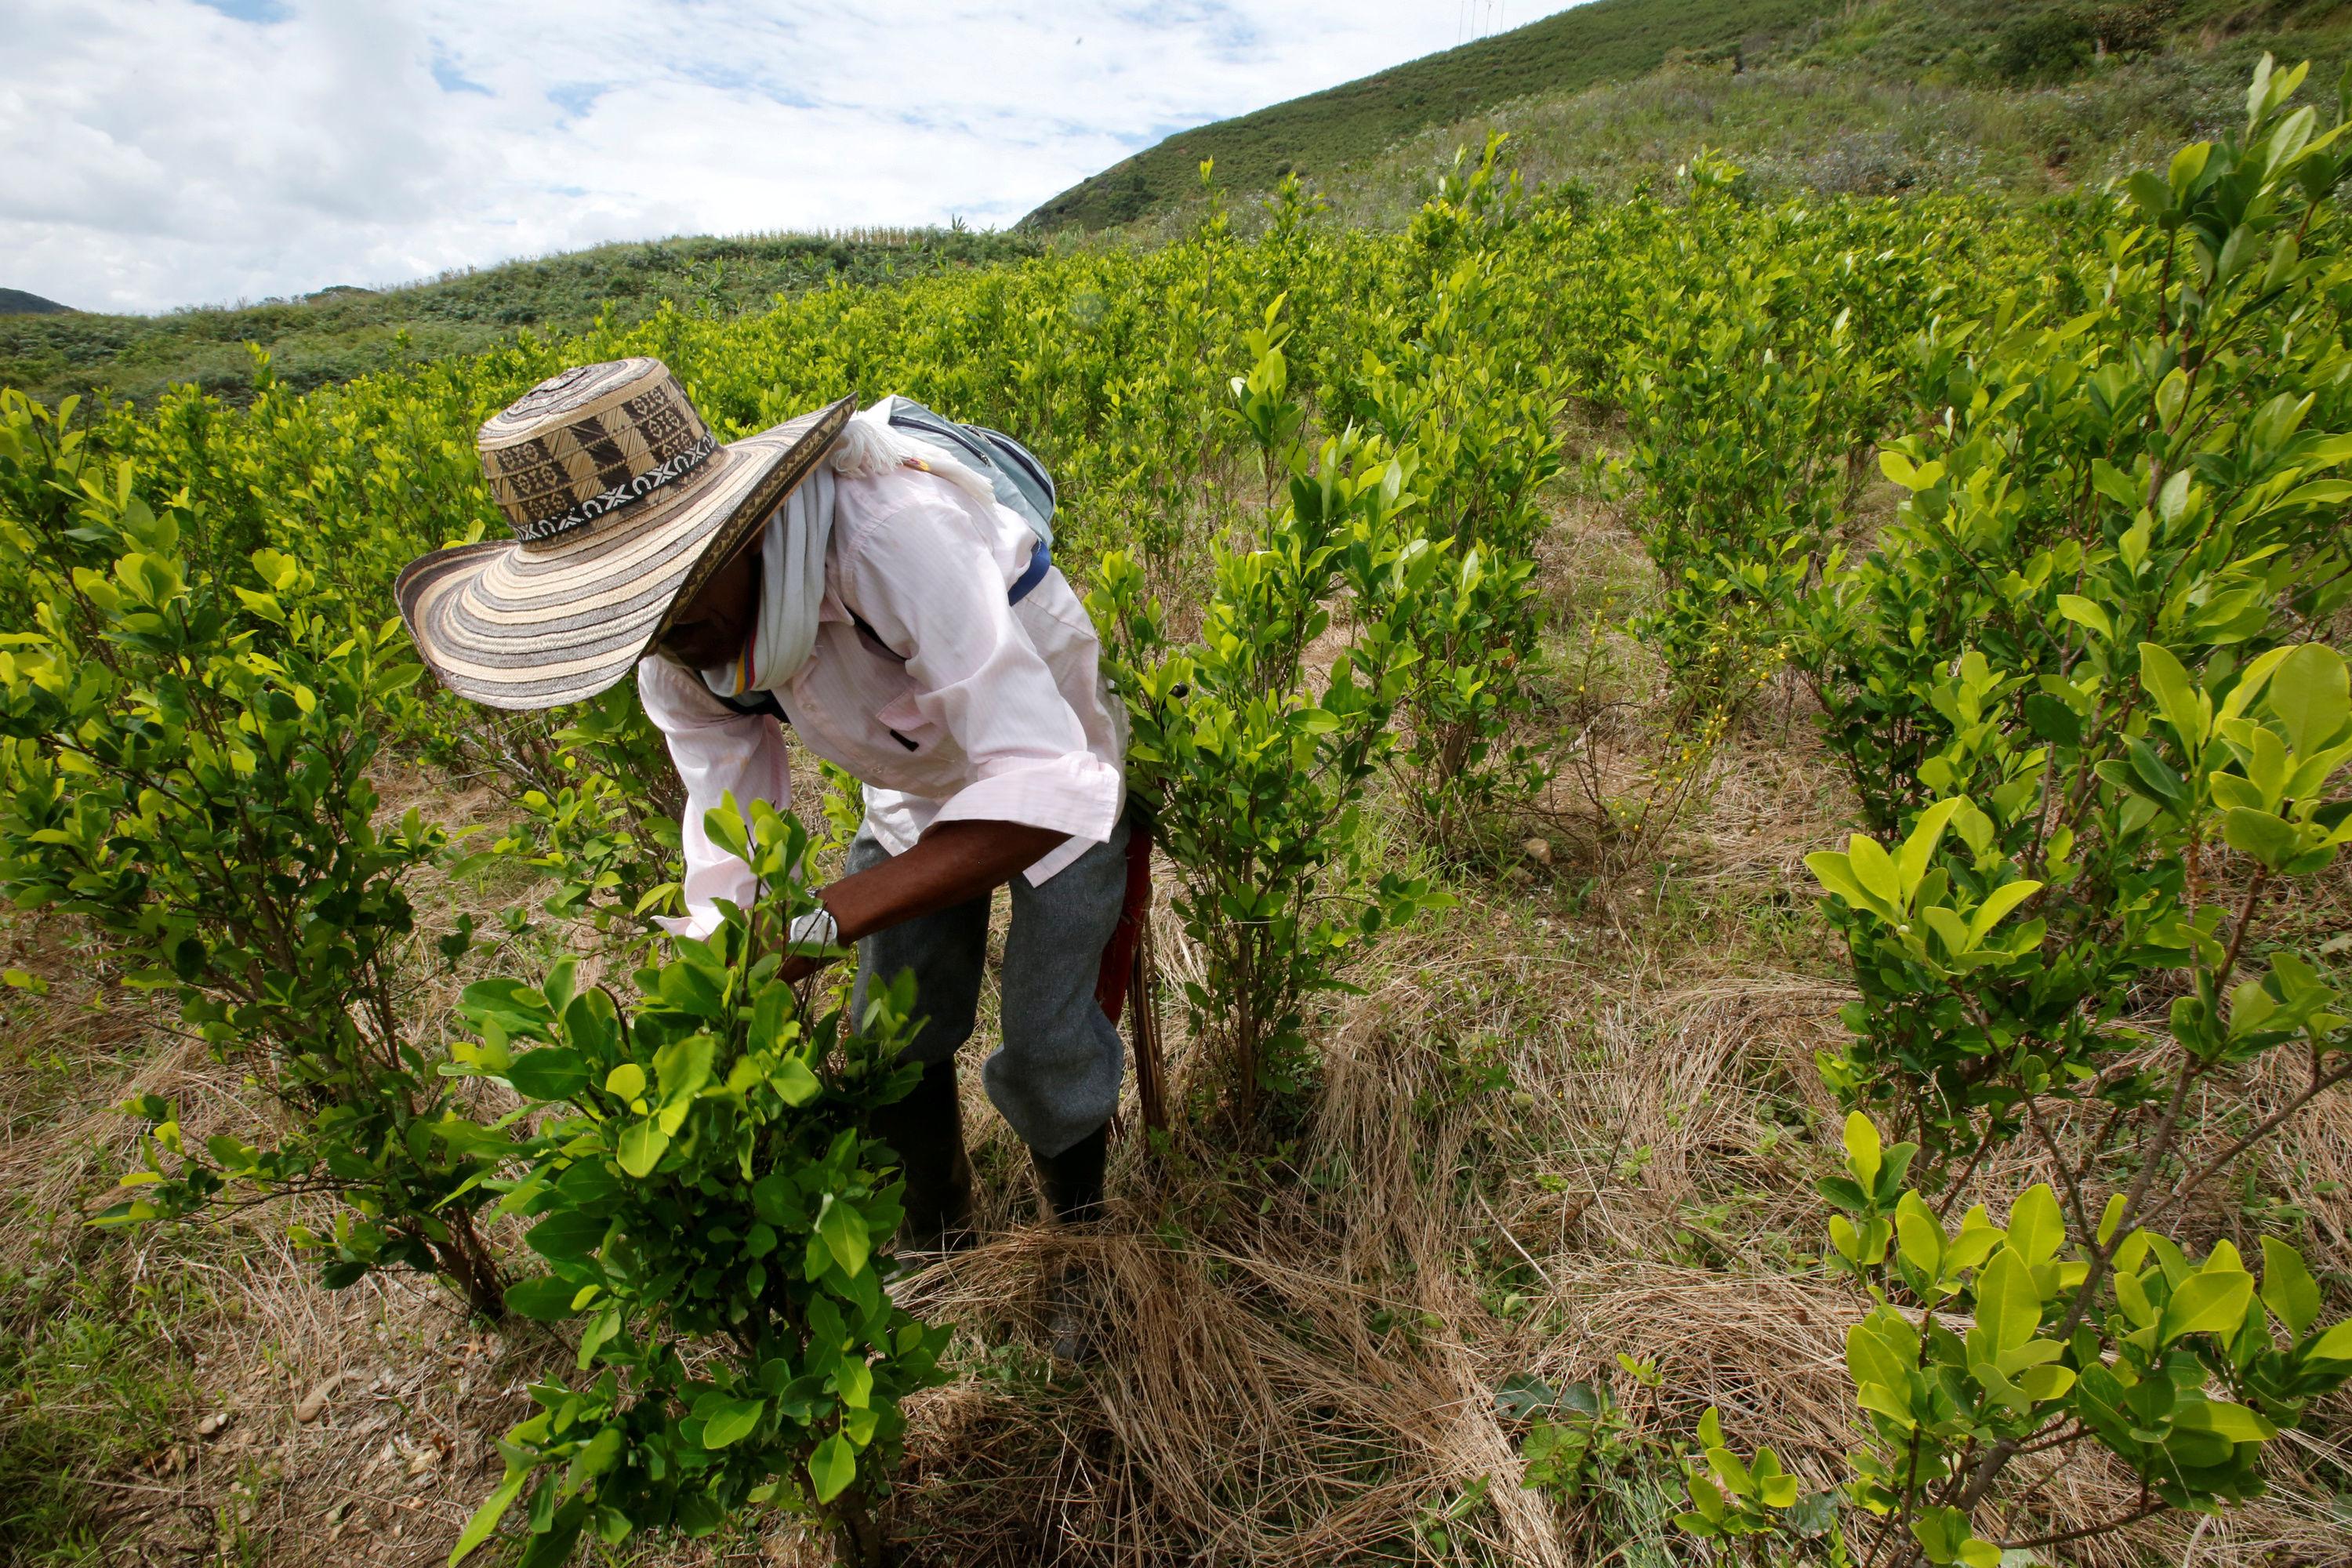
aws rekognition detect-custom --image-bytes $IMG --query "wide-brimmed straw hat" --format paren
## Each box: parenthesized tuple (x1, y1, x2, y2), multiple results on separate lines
(396, 358, 851, 710)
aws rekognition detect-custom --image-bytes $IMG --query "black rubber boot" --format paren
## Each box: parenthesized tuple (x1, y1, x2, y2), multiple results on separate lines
(1029, 1121, 1109, 1225)
(1032, 1123, 1109, 1364)
(869, 1058, 974, 1254)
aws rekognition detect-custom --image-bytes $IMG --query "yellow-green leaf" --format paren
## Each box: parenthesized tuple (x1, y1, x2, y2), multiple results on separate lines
(809, 1432, 857, 1503)
(2175, 1399, 2275, 1443)
(2260, 1237, 2321, 1338)
(2004, 1185, 2063, 1267)
(1968, 880, 2042, 943)
(1843, 1112, 1883, 1188)
(815, 1193, 870, 1277)
(448, 1468, 527, 1565)
(2159, 1267, 2255, 1345)
(1847, 833, 1901, 908)
(1973, 1247, 2041, 1352)
(2055, 594, 2114, 641)
(617, 1120, 669, 1178)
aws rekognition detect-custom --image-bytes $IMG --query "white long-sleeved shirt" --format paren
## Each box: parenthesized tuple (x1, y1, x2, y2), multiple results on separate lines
(637, 460, 1127, 938)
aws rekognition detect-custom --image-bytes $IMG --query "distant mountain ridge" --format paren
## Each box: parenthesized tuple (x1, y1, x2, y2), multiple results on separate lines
(0, 289, 72, 316)
(1, 229, 1038, 408)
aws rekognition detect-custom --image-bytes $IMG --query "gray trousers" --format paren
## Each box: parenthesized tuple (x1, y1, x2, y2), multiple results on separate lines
(847, 816, 1130, 1158)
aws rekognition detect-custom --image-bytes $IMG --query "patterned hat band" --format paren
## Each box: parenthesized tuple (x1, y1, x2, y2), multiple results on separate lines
(513, 430, 720, 545)
(477, 357, 723, 546)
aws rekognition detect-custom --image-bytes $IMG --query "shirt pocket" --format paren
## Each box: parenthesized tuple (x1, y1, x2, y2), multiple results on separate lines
(874, 689, 937, 754)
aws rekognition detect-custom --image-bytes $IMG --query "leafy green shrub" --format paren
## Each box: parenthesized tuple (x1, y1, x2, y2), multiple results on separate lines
(1736, 1105, 2352, 1566)
(1693, 627, 2352, 1559)
(1675, 1404, 1838, 1548)
(1091, 321, 1448, 1120)
(0, 452, 508, 1314)
(1673, 60, 2352, 1566)
(1786, 645, 2352, 1560)
(1807, 57, 2352, 1161)
(1505, 1353, 1675, 1504)
(0, 393, 101, 631)
(1578, 157, 2037, 909)
(1357, 233, 1567, 837)
(447, 799, 948, 1568)
(1605, 153, 1946, 713)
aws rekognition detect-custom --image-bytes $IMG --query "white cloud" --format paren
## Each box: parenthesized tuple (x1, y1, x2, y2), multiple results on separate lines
(1, 0, 1560, 314)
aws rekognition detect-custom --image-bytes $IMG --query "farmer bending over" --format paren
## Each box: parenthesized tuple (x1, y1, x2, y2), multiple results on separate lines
(397, 359, 1133, 1253)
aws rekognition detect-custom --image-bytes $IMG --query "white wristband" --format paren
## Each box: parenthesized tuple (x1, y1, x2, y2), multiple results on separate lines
(787, 906, 840, 948)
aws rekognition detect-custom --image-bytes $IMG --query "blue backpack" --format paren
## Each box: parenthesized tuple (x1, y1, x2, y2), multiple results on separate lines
(875, 395, 1058, 620)
(878, 395, 1058, 556)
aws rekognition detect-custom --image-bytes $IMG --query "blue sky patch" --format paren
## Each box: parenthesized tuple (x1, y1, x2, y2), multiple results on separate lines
(547, 82, 608, 119)
(189, 0, 293, 21)
(676, 59, 813, 108)
(430, 48, 493, 96)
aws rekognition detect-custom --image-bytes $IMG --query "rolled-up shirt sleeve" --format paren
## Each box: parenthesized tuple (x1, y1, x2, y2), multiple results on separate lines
(838, 498, 1123, 860)
(635, 653, 790, 939)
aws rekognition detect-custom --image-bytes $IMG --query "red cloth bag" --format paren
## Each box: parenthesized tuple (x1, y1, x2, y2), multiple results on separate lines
(1092, 817, 1165, 1131)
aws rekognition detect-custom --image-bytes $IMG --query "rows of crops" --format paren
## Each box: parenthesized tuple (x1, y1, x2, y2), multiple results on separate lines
(1, 58, 2348, 1567)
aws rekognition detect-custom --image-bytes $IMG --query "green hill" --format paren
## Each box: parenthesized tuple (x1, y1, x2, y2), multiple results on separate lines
(1027, 0, 2352, 232)
(0, 229, 1037, 409)
(0, 289, 72, 316)
(1025, 0, 1842, 231)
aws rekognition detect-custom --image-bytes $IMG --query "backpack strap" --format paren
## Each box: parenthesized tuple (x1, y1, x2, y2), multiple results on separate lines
(1007, 533, 1052, 606)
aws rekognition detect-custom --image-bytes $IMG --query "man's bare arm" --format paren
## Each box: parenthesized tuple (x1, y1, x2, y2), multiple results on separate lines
(781, 819, 1069, 977)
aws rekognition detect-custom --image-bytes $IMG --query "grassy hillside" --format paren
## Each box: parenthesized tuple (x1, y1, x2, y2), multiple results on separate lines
(1024, 0, 1842, 231)
(0, 228, 1038, 409)
(1276, 12, 2352, 234)
(1029, 0, 2352, 233)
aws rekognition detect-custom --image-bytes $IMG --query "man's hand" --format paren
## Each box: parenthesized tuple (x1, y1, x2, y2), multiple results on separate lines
(779, 818, 1070, 982)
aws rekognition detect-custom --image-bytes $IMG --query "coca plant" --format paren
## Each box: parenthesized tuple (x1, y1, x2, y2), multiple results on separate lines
(1356, 249, 1566, 840)
(0, 455, 510, 1316)
(1679, 64, 2352, 1566)
(1806, 57, 2352, 1162)
(1686, 641, 2352, 1563)
(448, 798, 949, 1568)
(1603, 149, 1980, 723)
(1792, 1108, 2352, 1566)
(1091, 316, 1447, 1121)
(1340, 136, 1570, 840)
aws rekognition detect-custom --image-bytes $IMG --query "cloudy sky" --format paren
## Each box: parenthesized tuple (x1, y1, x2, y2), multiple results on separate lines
(3, 0, 1549, 315)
